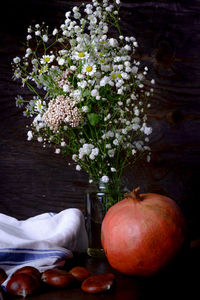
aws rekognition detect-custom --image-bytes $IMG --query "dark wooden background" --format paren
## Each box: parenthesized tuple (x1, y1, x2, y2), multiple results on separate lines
(0, 0, 200, 239)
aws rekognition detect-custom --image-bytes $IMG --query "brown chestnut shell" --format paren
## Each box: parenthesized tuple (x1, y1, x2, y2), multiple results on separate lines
(69, 266, 92, 282)
(13, 266, 41, 282)
(7, 273, 39, 297)
(41, 269, 75, 288)
(81, 273, 115, 293)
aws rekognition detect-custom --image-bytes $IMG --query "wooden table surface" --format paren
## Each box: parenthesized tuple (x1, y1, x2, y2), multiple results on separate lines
(1, 241, 199, 300)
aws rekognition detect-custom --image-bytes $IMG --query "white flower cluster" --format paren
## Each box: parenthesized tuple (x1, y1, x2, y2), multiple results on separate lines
(12, 0, 154, 193)
(44, 95, 81, 131)
(78, 144, 99, 161)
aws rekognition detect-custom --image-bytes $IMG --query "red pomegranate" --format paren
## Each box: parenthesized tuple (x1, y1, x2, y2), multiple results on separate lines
(101, 187, 187, 276)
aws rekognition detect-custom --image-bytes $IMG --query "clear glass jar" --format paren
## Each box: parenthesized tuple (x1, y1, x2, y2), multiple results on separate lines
(85, 179, 129, 257)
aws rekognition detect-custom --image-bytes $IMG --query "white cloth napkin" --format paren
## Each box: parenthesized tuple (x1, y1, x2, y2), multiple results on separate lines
(0, 208, 88, 286)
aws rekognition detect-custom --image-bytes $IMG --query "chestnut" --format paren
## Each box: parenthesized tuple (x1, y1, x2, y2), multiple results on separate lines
(7, 273, 39, 298)
(41, 269, 75, 288)
(69, 266, 92, 282)
(0, 268, 7, 284)
(81, 273, 115, 293)
(13, 266, 41, 282)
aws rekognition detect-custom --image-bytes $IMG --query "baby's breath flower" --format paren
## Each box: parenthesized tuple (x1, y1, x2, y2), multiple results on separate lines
(55, 148, 61, 154)
(35, 30, 41, 36)
(61, 141, 66, 147)
(53, 28, 58, 35)
(13, 57, 21, 64)
(101, 175, 109, 183)
(37, 136, 43, 142)
(76, 164, 81, 171)
(82, 106, 89, 113)
(42, 34, 48, 42)
(27, 131, 33, 141)
(58, 58, 65, 66)
(26, 35, 32, 40)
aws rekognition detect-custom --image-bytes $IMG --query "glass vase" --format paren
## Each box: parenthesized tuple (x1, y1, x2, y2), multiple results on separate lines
(84, 178, 129, 257)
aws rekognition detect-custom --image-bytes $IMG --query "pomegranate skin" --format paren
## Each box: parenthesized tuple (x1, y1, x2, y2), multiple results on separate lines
(101, 189, 187, 276)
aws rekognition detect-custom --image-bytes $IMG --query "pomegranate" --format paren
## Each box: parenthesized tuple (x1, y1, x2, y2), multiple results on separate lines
(101, 187, 187, 276)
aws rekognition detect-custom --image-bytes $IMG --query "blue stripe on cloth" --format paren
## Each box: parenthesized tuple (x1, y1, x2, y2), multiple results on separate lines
(0, 248, 70, 266)
(0, 252, 66, 262)
(0, 248, 68, 253)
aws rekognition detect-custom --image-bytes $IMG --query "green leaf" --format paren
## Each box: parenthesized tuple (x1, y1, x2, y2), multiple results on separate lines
(87, 113, 100, 126)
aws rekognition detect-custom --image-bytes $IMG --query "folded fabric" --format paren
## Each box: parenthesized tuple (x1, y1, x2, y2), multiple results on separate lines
(0, 208, 88, 286)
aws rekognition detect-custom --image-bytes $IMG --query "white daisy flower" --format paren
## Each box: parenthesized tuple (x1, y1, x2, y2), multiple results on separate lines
(74, 51, 89, 60)
(82, 63, 96, 76)
(35, 99, 43, 112)
(40, 55, 54, 65)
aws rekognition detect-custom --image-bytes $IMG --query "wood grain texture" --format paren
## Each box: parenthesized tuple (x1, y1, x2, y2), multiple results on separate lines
(0, 1, 200, 238)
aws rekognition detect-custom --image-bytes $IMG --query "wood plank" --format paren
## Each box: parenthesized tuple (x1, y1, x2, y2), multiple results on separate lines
(0, 1, 200, 239)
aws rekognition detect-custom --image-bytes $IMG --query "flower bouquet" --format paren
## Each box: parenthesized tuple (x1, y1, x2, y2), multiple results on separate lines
(12, 0, 154, 210)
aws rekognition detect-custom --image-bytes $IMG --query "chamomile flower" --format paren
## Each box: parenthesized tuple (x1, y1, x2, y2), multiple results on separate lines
(74, 51, 89, 60)
(15, 95, 24, 108)
(40, 55, 55, 65)
(82, 63, 96, 76)
(35, 99, 44, 112)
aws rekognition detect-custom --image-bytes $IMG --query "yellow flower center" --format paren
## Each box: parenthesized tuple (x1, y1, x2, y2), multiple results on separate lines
(44, 57, 50, 62)
(117, 73, 122, 78)
(38, 102, 42, 110)
(112, 73, 117, 79)
(98, 52, 103, 56)
(86, 66, 93, 72)
(78, 52, 85, 57)
(100, 59, 105, 64)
